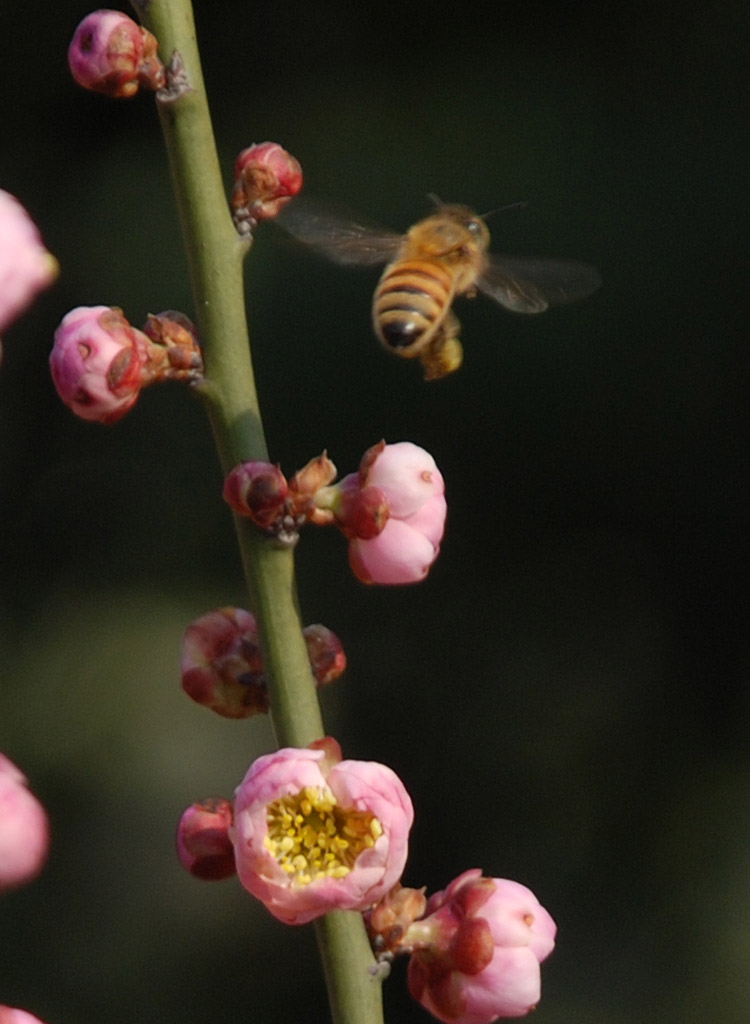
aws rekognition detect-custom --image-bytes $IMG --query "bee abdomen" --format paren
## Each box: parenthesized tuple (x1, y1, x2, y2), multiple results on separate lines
(373, 259, 453, 353)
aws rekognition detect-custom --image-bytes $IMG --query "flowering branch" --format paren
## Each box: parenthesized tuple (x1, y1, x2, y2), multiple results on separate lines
(129, 1, 386, 1021)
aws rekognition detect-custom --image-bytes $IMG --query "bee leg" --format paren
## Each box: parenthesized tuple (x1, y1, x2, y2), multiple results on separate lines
(419, 313, 464, 381)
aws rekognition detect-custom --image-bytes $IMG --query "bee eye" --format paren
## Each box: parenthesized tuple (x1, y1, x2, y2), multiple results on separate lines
(466, 219, 482, 235)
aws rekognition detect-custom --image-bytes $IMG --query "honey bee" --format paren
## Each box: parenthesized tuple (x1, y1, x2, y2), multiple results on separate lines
(279, 199, 601, 380)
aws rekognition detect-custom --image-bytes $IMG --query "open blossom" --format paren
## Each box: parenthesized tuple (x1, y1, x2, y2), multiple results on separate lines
(0, 1009, 48, 1024)
(232, 738, 413, 924)
(406, 870, 557, 1024)
(0, 190, 57, 343)
(344, 441, 446, 584)
(68, 10, 165, 97)
(0, 754, 49, 891)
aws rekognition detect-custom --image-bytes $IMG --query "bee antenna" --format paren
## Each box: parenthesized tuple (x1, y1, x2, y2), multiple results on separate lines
(480, 200, 528, 220)
(426, 192, 444, 209)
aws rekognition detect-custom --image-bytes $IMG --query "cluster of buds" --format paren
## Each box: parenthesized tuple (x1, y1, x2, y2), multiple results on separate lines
(224, 441, 447, 584)
(0, 191, 58, 358)
(181, 607, 346, 718)
(68, 10, 166, 98)
(232, 142, 303, 236)
(49, 306, 203, 423)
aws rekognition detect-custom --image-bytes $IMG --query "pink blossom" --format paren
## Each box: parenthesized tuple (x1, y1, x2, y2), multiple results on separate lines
(0, 754, 49, 891)
(232, 142, 303, 234)
(407, 870, 557, 1023)
(68, 10, 165, 98)
(176, 798, 236, 881)
(0, 1009, 48, 1024)
(0, 190, 57, 341)
(232, 739, 413, 924)
(347, 441, 447, 584)
(49, 305, 148, 423)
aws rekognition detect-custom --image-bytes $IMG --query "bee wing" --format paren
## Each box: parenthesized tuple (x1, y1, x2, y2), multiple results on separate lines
(276, 203, 402, 266)
(478, 255, 602, 314)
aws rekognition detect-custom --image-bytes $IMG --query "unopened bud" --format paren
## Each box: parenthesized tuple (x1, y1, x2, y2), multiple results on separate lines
(232, 142, 303, 235)
(181, 607, 268, 719)
(222, 461, 289, 530)
(303, 624, 347, 686)
(49, 306, 149, 423)
(68, 10, 166, 97)
(176, 798, 235, 880)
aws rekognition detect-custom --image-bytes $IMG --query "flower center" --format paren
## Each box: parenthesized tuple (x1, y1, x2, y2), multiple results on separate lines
(265, 785, 383, 887)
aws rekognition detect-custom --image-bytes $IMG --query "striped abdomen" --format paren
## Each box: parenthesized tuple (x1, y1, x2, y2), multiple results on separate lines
(373, 258, 455, 355)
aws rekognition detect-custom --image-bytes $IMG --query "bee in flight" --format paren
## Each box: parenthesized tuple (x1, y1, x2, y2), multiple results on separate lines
(278, 198, 601, 381)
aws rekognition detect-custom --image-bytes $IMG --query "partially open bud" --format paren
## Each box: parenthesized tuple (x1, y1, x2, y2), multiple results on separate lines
(68, 10, 166, 97)
(0, 191, 58, 351)
(232, 142, 303, 235)
(347, 442, 447, 584)
(406, 870, 557, 1023)
(176, 798, 236, 881)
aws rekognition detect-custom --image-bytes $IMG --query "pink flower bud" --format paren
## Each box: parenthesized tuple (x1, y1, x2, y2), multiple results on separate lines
(232, 142, 303, 234)
(68, 10, 165, 98)
(222, 461, 290, 530)
(406, 870, 557, 1023)
(0, 191, 57, 344)
(232, 739, 413, 924)
(0, 1009, 48, 1024)
(50, 305, 148, 422)
(0, 754, 49, 891)
(181, 607, 269, 719)
(348, 441, 447, 584)
(176, 798, 236, 881)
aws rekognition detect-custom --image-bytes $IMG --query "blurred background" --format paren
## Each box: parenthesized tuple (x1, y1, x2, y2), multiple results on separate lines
(1, 1, 749, 1022)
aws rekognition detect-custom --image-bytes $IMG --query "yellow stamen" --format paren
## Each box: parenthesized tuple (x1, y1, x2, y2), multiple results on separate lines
(264, 786, 383, 888)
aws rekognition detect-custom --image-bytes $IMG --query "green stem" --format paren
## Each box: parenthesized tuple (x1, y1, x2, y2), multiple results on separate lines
(131, 2, 385, 1021)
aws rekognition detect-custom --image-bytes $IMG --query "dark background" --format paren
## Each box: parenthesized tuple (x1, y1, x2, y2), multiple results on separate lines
(1, 2, 749, 1022)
